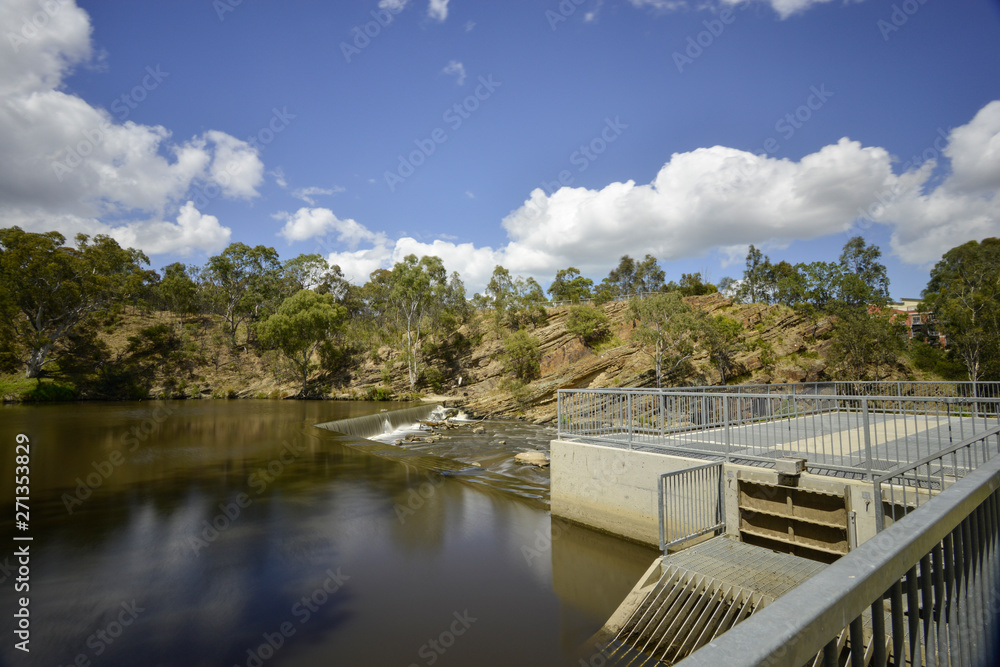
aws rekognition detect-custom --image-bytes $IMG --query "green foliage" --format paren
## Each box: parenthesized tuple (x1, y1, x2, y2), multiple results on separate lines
(705, 315, 744, 384)
(258, 289, 347, 396)
(921, 238, 1000, 381)
(500, 329, 541, 382)
(485, 265, 546, 332)
(565, 305, 611, 347)
(387, 254, 449, 389)
(733, 237, 889, 314)
(204, 242, 283, 345)
(676, 272, 716, 297)
(908, 340, 967, 381)
(829, 309, 908, 382)
(366, 386, 393, 401)
(22, 381, 77, 402)
(599, 254, 665, 300)
(548, 267, 593, 304)
(630, 292, 700, 387)
(157, 262, 200, 315)
(0, 226, 151, 378)
(421, 366, 444, 392)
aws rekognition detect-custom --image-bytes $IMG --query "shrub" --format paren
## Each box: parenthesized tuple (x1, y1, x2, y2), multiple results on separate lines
(566, 305, 611, 347)
(501, 329, 541, 381)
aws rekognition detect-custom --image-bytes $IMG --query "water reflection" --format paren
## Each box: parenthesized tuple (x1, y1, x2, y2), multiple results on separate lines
(0, 401, 656, 666)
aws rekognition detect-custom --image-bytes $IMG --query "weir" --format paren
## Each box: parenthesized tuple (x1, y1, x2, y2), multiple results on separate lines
(315, 403, 438, 439)
(315, 405, 550, 507)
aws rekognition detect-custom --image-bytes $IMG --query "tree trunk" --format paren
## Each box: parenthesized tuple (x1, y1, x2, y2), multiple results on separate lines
(24, 344, 52, 378)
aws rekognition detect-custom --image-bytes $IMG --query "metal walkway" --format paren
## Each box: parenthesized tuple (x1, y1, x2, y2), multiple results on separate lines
(591, 538, 826, 666)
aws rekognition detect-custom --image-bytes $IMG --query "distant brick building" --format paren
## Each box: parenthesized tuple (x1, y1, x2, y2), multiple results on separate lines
(888, 298, 947, 346)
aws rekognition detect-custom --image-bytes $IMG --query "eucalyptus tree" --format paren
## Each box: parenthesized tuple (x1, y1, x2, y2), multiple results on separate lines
(258, 289, 346, 395)
(0, 227, 151, 378)
(389, 254, 448, 389)
(922, 238, 1000, 381)
(548, 267, 593, 304)
(629, 292, 700, 387)
(204, 243, 283, 345)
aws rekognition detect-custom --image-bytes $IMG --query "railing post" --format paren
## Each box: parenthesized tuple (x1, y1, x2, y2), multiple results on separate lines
(874, 477, 885, 532)
(862, 398, 874, 482)
(723, 397, 731, 463)
(658, 473, 665, 552)
(627, 392, 633, 450)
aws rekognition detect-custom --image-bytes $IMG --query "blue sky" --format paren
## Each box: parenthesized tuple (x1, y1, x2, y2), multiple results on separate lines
(2, 0, 999, 297)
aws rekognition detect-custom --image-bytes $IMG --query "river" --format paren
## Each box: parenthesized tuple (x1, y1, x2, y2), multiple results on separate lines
(0, 400, 656, 666)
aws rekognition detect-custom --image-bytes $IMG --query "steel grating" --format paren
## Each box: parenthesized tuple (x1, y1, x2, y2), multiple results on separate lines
(599, 539, 827, 665)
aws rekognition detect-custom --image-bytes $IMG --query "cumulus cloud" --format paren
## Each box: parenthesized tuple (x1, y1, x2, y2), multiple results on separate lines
(0, 0, 264, 257)
(428, 0, 450, 21)
(275, 207, 382, 248)
(304, 100, 1000, 293)
(872, 101, 1000, 264)
(442, 60, 466, 85)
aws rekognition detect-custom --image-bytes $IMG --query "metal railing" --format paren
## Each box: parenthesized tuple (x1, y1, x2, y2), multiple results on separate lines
(655, 380, 1000, 401)
(658, 461, 725, 552)
(557, 385, 1000, 480)
(875, 425, 1000, 531)
(675, 450, 1000, 667)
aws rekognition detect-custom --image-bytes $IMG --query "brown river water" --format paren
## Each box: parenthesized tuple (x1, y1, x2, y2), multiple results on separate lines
(0, 400, 656, 666)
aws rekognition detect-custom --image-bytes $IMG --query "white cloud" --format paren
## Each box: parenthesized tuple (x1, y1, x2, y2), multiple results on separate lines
(378, 0, 410, 11)
(311, 100, 1000, 292)
(428, 0, 450, 21)
(0, 0, 264, 258)
(464, 20, 476, 31)
(275, 207, 381, 249)
(113, 202, 231, 255)
(442, 60, 466, 85)
(291, 185, 346, 205)
(630, 0, 865, 19)
(872, 101, 1000, 264)
(269, 167, 288, 188)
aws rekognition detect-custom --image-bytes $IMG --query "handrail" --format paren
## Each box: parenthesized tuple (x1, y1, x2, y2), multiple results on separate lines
(675, 451, 1000, 666)
(658, 461, 725, 552)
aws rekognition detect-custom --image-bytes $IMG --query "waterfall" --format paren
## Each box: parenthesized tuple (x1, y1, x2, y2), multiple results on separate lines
(315, 404, 439, 439)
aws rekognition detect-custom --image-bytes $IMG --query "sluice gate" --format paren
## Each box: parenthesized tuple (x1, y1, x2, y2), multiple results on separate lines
(589, 538, 826, 666)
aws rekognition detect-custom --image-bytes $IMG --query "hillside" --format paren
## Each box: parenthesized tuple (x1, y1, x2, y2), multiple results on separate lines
(4, 293, 945, 417)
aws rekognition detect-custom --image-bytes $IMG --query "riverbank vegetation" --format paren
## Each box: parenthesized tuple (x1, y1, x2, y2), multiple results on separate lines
(1, 225, 996, 410)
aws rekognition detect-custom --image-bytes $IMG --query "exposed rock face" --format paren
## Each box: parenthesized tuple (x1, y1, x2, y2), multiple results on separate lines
(457, 297, 840, 424)
(343, 295, 856, 424)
